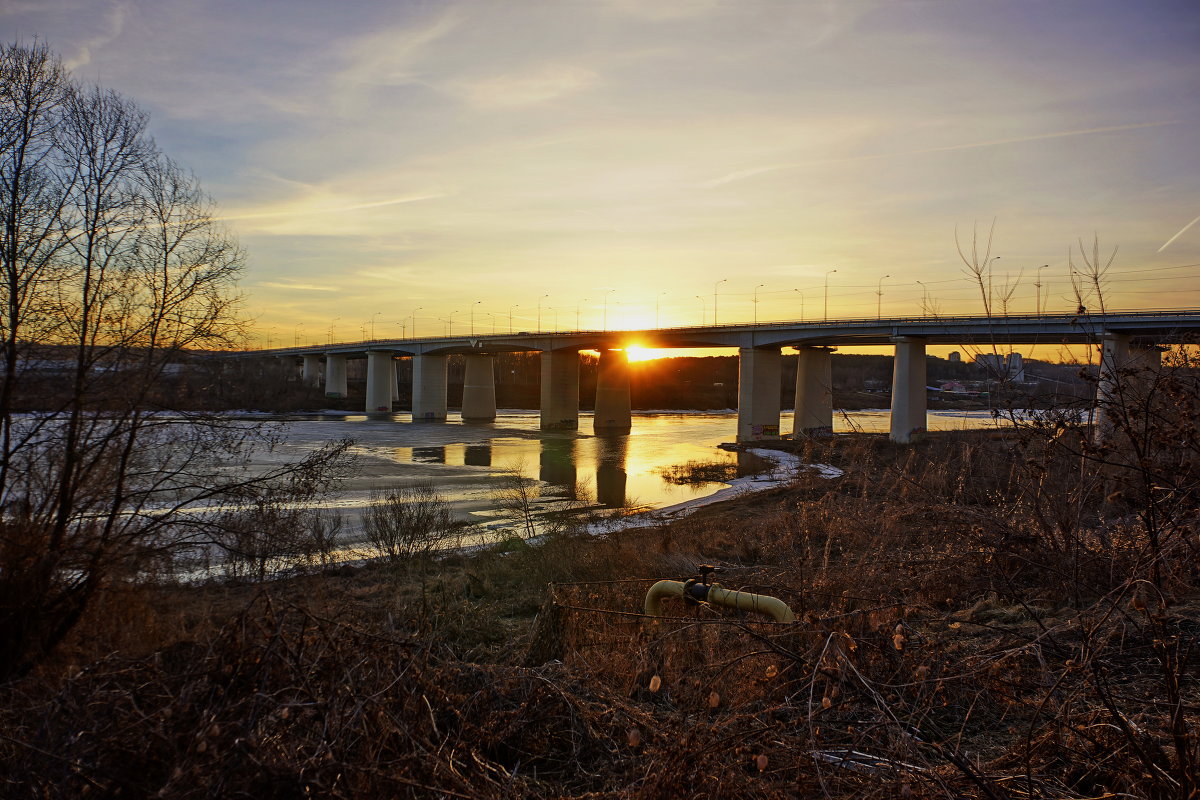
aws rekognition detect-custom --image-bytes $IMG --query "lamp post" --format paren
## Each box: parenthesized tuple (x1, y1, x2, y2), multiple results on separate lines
(537, 294, 549, 332)
(695, 295, 706, 325)
(470, 300, 481, 335)
(576, 298, 588, 330)
(713, 278, 727, 325)
(265, 327, 275, 349)
(753, 283, 765, 324)
(989, 256, 1000, 310)
(328, 317, 339, 345)
(917, 281, 929, 316)
(1035, 264, 1049, 315)
(824, 269, 837, 320)
(794, 289, 804, 322)
(656, 291, 667, 328)
(370, 311, 382, 339)
(508, 304, 519, 333)
(393, 321, 407, 338)
(446, 310, 458, 336)
(408, 307, 422, 339)
(876, 274, 890, 320)
(602, 288, 615, 331)
(293, 324, 303, 347)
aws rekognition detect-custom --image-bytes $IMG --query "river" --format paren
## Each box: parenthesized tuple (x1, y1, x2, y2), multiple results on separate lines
(251, 408, 1012, 537)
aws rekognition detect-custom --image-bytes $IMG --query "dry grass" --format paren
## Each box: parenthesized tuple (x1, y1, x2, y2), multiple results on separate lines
(1, 428, 1197, 798)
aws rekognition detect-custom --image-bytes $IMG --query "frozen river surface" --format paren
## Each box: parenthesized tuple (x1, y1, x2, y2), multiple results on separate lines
(251, 408, 1011, 533)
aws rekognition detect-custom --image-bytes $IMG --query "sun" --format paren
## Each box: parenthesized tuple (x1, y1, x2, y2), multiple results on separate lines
(626, 344, 670, 362)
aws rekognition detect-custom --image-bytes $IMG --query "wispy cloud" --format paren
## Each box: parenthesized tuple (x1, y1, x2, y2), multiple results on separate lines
(258, 281, 339, 292)
(64, 0, 129, 70)
(216, 193, 446, 222)
(700, 121, 1182, 188)
(452, 64, 599, 109)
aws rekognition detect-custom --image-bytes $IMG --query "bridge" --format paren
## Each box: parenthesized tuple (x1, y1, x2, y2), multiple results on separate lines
(239, 310, 1200, 444)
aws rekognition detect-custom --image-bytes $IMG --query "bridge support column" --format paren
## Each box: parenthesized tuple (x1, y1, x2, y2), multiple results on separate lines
(540, 350, 580, 430)
(890, 337, 927, 444)
(594, 349, 632, 433)
(302, 355, 321, 387)
(737, 347, 781, 442)
(390, 358, 399, 403)
(412, 354, 448, 421)
(1096, 332, 1162, 444)
(793, 346, 834, 438)
(324, 354, 348, 399)
(462, 354, 497, 422)
(365, 351, 395, 413)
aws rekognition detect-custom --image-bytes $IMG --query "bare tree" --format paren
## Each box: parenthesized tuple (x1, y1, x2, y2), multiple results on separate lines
(0, 42, 351, 679)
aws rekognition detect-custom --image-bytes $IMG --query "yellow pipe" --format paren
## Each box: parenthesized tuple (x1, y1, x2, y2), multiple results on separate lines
(644, 580, 795, 623)
(644, 580, 686, 616)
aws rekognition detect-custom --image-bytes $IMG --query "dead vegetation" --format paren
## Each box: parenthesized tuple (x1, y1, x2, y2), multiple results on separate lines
(2, 359, 1198, 798)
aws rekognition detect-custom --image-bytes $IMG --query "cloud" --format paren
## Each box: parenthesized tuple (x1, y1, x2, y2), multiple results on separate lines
(216, 192, 446, 223)
(258, 281, 339, 292)
(699, 120, 1182, 188)
(452, 64, 599, 109)
(63, 0, 129, 70)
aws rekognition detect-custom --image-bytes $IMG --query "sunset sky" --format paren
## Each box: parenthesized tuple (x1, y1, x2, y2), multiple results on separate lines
(5, 0, 1198, 349)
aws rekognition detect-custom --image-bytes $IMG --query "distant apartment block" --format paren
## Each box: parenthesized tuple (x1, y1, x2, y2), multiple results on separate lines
(974, 352, 1025, 381)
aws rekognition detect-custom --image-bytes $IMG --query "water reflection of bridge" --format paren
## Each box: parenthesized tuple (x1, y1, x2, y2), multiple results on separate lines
(398, 435, 766, 509)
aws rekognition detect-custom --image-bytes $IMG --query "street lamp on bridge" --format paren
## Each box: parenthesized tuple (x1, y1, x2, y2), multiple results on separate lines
(713, 278, 727, 324)
(1035, 264, 1049, 315)
(753, 284, 765, 324)
(824, 269, 837, 320)
(695, 295, 706, 325)
(877, 274, 890, 320)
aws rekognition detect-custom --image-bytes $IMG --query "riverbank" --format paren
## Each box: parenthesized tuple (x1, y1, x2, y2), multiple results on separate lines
(3, 428, 1195, 798)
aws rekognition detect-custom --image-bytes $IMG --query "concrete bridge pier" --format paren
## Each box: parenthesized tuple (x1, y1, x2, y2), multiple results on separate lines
(540, 350, 580, 430)
(890, 337, 927, 443)
(324, 354, 348, 399)
(302, 354, 322, 387)
(412, 354, 449, 421)
(793, 346, 834, 438)
(594, 349, 632, 433)
(365, 351, 395, 413)
(462, 354, 497, 422)
(737, 347, 781, 442)
(390, 358, 399, 403)
(1096, 332, 1162, 443)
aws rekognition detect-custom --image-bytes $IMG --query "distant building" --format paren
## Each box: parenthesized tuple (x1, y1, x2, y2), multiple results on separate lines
(948, 351, 961, 363)
(974, 352, 1025, 381)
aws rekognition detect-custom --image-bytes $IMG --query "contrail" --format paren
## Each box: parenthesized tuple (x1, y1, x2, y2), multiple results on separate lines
(215, 193, 444, 222)
(1158, 214, 1200, 252)
(701, 120, 1180, 189)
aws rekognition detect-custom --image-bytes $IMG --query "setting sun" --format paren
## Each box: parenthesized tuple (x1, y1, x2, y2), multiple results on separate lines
(626, 345, 670, 362)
